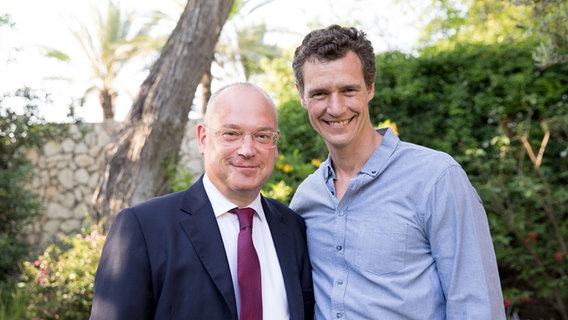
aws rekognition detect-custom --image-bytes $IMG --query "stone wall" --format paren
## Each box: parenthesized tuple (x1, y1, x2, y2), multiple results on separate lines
(24, 121, 204, 246)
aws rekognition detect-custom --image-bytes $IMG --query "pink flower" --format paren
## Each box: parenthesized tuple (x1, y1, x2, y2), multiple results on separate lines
(39, 269, 48, 277)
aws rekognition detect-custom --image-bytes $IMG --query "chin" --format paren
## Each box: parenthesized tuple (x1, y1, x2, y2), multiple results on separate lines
(233, 181, 263, 193)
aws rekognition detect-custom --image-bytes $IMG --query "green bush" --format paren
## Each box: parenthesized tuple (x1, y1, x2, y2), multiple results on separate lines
(18, 225, 105, 320)
(0, 163, 40, 280)
(164, 157, 194, 192)
(373, 42, 568, 318)
(276, 99, 328, 162)
(372, 42, 555, 155)
(263, 150, 322, 203)
(469, 108, 568, 319)
(0, 88, 61, 281)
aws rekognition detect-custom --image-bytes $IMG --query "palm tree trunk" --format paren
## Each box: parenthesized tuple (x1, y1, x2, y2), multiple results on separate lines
(99, 89, 116, 121)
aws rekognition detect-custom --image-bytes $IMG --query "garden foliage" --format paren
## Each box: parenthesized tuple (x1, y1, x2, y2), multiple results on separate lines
(5, 41, 567, 319)
(373, 42, 568, 318)
(19, 225, 105, 320)
(0, 89, 61, 282)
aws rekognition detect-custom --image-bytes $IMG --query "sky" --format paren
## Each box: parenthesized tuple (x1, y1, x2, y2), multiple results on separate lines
(1, 0, 430, 122)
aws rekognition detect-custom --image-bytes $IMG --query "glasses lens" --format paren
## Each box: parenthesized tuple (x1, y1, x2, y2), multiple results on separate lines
(213, 128, 277, 148)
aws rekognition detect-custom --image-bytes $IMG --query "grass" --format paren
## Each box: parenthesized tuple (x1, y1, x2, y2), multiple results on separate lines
(0, 280, 29, 320)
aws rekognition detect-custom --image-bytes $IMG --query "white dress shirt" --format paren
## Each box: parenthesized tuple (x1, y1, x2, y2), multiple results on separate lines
(203, 173, 289, 320)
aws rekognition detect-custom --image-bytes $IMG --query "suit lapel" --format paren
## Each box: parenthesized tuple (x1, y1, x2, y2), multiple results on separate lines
(262, 198, 302, 320)
(262, 197, 294, 270)
(178, 177, 238, 317)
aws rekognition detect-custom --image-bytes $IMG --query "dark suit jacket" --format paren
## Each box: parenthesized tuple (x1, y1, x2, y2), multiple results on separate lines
(90, 176, 314, 320)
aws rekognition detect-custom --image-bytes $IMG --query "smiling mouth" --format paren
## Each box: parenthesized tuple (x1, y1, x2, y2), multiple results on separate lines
(234, 164, 255, 168)
(327, 119, 351, 127)
(233, 163, 259, 169)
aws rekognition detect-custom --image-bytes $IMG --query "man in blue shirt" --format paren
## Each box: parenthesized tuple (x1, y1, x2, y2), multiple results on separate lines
(289, 24, 506, 319)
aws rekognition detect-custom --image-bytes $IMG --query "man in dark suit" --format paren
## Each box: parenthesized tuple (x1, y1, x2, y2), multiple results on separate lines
(90, 82, 314, 320)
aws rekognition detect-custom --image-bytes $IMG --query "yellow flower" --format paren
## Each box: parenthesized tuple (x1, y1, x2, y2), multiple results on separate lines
(282, 164, 294, 173)
(389, 122, 399, 136)
(270, 181, 293, 201)
(311, 159, 322, 167)
(376, 119, 399, 136)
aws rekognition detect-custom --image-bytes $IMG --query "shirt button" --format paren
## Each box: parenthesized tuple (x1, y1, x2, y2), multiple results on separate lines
(337, 280, 343, 285)
(336, 245, 342, 251)
(336, 313, 343, 318)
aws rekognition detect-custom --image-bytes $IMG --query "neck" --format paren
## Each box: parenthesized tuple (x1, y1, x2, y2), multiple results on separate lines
(328, 128, 382, 179)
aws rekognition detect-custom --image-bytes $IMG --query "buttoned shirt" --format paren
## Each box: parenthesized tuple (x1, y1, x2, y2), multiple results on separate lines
(290, 128, 505, 319)
(203, 174, 289, 320)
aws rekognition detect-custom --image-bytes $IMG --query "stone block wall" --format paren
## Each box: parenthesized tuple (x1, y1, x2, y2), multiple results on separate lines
(24, 120, 204, 246)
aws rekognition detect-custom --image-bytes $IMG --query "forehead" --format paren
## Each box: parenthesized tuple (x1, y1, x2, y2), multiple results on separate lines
(302, 51, 364, 89)
(209, 86, 277, 128)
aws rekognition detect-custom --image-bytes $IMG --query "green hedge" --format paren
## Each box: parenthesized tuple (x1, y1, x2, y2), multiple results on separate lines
(0, 89, 62, 282)
(373, 42, 568, 318)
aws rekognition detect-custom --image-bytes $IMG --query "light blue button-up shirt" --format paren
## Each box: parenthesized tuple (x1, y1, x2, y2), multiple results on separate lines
(290, 128, 505, 319)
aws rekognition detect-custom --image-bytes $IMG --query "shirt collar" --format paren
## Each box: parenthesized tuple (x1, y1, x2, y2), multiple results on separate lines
(203, 173, 264, 220)
(323, 127, 400, 181)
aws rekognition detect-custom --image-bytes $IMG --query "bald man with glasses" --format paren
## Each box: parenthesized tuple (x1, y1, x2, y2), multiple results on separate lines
(91, 82, 314, 320)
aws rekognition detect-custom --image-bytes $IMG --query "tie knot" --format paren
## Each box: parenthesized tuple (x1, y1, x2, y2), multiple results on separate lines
(230, 207, 256, 229)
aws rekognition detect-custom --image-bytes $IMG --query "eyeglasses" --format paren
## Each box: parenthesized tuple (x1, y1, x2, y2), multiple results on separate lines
(209, 127, 279, 148)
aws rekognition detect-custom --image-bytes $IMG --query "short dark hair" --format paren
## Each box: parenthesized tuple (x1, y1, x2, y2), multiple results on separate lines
(293, 24, 376, 93)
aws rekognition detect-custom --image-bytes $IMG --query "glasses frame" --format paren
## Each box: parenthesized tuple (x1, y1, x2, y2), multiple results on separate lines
(207, 126, 279, 148)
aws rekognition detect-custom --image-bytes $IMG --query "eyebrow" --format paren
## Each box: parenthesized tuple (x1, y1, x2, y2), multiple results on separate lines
(307, 88, 327, 96)
(307, 83, 363, 96)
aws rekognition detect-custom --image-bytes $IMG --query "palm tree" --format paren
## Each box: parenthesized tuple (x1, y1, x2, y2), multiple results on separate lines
(47, 1, 164, 121)
(199, 0, 281, 115)
(216, 21, 280, 81)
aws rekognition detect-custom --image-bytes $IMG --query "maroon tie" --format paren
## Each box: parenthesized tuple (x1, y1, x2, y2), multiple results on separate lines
(230, 207, 262, 320)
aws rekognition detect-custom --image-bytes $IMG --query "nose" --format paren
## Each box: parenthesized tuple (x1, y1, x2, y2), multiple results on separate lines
(237, 133, 256, 157)
(327, 92, 346, 116)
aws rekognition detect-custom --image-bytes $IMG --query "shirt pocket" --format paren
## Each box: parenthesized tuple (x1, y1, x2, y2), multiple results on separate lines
(349, 220, 407, 275)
